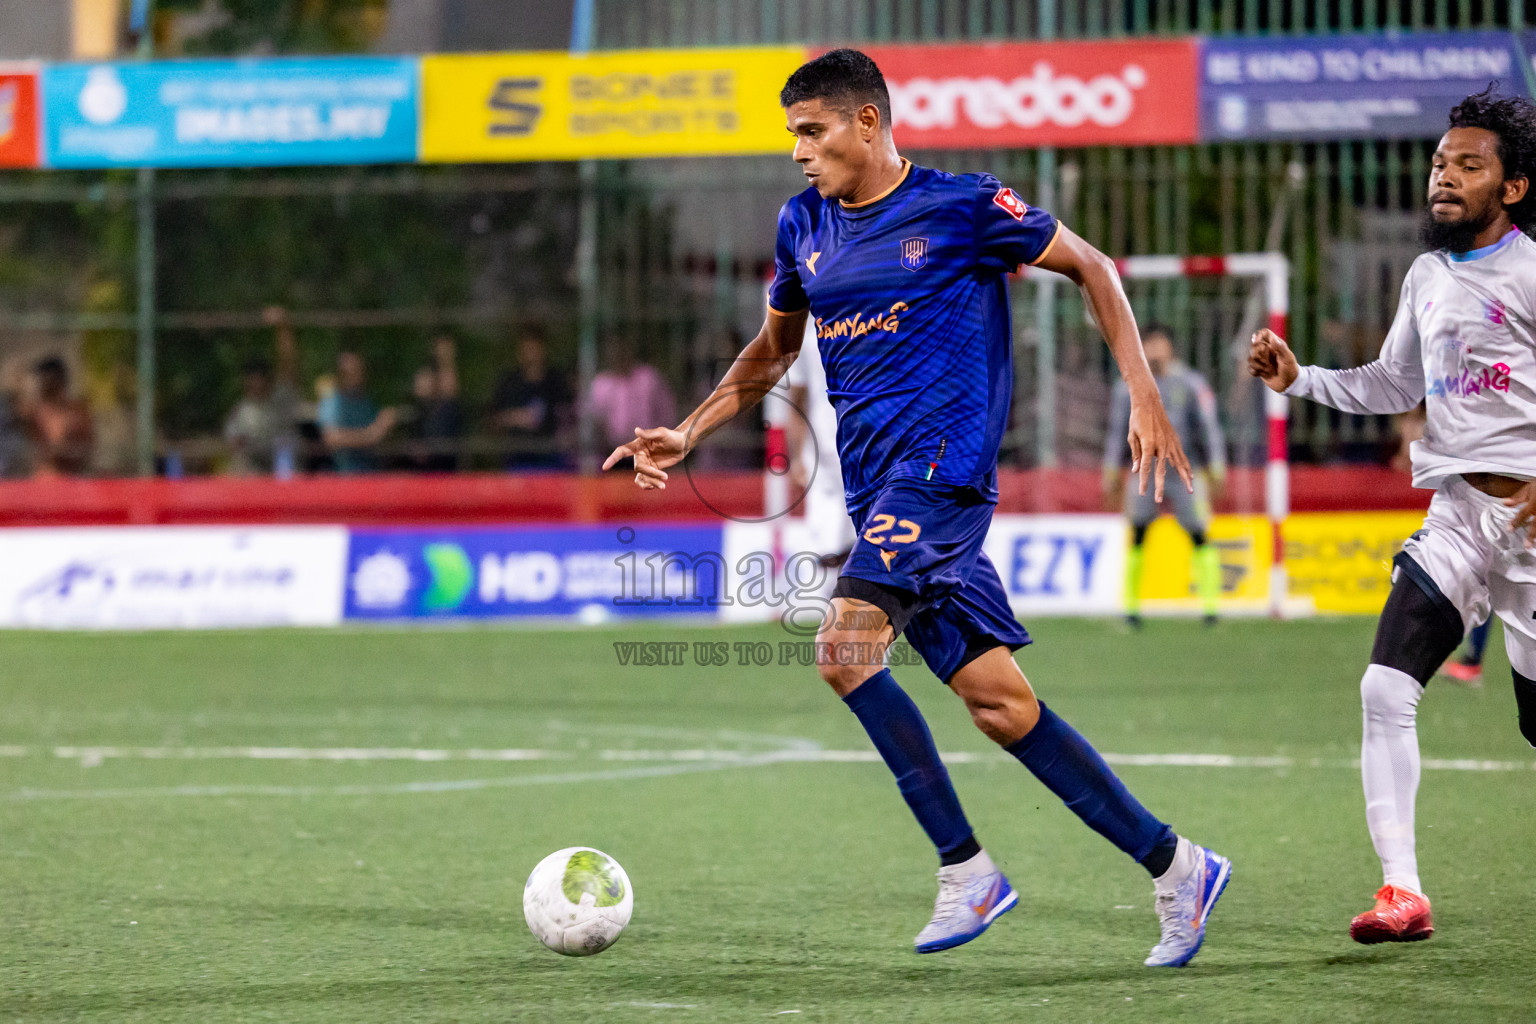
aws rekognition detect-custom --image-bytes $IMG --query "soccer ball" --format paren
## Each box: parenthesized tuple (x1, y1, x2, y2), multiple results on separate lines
(523, 847, 633, 956)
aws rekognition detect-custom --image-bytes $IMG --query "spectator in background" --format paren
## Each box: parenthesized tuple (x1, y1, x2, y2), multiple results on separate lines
(0, 364, 26, 478)
(585, 335, 675, 450)
(318, 349, 395, 474)
(22, 356, 93, 478)
(490, 329, 571, 469)
(224, 306, 300, 476)
(407, 334, 463, 472)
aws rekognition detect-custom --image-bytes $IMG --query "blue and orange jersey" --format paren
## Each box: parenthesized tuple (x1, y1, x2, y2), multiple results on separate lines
(767, 159, 1060, 509)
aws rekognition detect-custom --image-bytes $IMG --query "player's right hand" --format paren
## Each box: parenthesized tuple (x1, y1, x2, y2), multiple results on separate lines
(603, 426, 688, 490)
(1248, 328, 1300, 393)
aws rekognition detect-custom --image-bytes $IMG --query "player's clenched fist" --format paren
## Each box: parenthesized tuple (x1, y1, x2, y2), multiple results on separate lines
(1248, 328, 1300, 393)
(602, 426, 688, 490)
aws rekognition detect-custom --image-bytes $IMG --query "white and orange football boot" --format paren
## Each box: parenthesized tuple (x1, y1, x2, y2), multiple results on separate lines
(913, 849, 1017, 953)
(1349, 885, 1434, 944)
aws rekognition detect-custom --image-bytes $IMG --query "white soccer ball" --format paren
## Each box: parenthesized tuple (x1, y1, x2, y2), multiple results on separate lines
(523, 847, 633, 956)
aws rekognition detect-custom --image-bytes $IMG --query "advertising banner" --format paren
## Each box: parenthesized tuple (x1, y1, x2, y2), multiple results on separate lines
(721, 515, 1126, 625)
(420, 47, 804, 163)
(1200, 31, 1526, 142)
(42, 57, 419, 168)
(344, 523, 726, 620)
(857, 39, 1200, 149)
(1137, 515, 1272, 613)
(0, 527, 347, 629)
(0, 64, 41, 168)
(983, 514, 1127, 616)
(1284, 511, 1424, 615)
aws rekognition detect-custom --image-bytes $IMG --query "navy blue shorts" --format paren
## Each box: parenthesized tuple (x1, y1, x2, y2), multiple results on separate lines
(836, 479, 1030, 683)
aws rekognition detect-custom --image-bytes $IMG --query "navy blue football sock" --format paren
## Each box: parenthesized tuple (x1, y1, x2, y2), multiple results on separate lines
(842, 668, 976, 862)
(1005, 701, 1174, 871)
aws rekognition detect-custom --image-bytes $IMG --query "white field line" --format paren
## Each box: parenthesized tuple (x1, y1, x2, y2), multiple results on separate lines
(0, 745, 1533, 772)
(0, 742, 1533, 800)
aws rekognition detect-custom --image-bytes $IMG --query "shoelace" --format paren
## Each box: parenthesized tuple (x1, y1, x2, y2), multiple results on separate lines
(932, 873, 975, 920)
(1153, 888, 1187, 942)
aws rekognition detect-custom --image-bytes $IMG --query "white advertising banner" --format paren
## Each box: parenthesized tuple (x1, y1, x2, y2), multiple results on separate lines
(982, 514, 1126, 616)
(0, 527, 348, 629)
(721, 514, 1126, 624)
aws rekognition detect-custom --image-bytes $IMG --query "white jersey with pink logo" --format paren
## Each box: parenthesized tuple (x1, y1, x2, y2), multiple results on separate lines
(1285, 227, 1536, 489)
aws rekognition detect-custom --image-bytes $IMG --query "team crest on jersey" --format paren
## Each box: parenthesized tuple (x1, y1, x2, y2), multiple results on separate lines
(993, 188, 1029, 221)
(900, 237, 928, 272)
(1486, 299, 1507, 325)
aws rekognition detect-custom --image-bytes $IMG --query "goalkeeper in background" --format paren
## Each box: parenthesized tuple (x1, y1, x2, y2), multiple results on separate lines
(1104, 324, 1227, 626)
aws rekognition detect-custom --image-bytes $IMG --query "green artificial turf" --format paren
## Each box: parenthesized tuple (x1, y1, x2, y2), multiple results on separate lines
(2, 618, 1534, 1022)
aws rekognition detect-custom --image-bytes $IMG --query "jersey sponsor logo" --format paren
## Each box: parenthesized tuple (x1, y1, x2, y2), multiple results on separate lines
(804, 250, 822, 276)
(993, 188, 1029, 221)
(879, 549, 897, 571)
(816, 301, 908, 341)
(900, 236, 928, 271)
(1426, 361, 1512, 399)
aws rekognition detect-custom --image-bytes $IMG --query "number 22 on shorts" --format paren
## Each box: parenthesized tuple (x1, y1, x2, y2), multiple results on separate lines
(863, 515, 921, 545)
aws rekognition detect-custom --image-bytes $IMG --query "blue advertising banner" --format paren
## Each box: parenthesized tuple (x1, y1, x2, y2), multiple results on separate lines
(42, 57, 418, 168)
(344, 523, 727, 621)
(1200, 31, 1527, 142)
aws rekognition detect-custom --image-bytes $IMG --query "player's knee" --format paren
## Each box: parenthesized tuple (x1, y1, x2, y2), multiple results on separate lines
(817, 657, 870, 695)
(963, 689, 1040, 746)
(813, 627, 878, 695)
(1360, 663, 1422, 727)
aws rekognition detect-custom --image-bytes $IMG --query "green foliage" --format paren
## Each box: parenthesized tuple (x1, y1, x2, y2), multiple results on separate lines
(157, 0, 389, 55)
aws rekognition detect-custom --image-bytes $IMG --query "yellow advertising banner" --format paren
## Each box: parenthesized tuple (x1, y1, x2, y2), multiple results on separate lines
(421, 47, 806, 163)
(1283, 511, 1425, 615)
(1136, 510, 1426, 615)
(1138, 514, 1272, 611)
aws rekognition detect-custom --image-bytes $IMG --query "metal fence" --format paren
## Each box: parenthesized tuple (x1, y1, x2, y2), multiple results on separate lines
(0, 0, 1530, 477)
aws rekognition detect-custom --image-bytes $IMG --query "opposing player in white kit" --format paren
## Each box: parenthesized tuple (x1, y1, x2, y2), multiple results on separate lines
(1250, 87, 1535, 944)
(785, 324, 857, 573)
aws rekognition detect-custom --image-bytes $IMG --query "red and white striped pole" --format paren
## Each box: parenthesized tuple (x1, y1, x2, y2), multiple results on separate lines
(1228, 253, 1292, 617)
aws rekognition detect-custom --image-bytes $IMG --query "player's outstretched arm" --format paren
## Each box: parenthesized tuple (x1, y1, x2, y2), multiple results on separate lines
(1250, 281, 1424, 415)
(601, 308, 809, 489)
(1036, 225, 1193, 501)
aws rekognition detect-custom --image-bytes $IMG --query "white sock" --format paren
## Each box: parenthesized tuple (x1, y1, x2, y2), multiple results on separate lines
(1153, 835, 1195, 891)
(943, 848, 996, 878)
(1360, 664, 1425, 894)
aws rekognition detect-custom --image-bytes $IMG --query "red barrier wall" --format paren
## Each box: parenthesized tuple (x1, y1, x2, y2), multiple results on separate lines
(0, 467, 1430, 527)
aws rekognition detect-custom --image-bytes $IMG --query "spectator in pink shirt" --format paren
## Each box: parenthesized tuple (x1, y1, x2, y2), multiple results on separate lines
(586, 337, 676, 449)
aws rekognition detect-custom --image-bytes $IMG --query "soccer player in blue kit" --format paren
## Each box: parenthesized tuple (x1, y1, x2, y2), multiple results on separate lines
(605, 49, 1231, 967)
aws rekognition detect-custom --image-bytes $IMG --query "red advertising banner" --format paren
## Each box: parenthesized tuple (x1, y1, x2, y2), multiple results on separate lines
(855, 39, 1200, 149)
(0, 65, 40, 168)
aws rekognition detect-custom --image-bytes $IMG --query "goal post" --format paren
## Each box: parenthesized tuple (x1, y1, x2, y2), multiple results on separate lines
(1104, 252, 1292, 618)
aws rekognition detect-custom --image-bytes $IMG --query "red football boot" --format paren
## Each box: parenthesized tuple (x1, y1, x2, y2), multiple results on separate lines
(1350, 885, 1434, 944)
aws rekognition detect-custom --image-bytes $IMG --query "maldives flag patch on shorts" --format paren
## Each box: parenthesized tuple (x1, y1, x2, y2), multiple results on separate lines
(993, 188, 1028, 221)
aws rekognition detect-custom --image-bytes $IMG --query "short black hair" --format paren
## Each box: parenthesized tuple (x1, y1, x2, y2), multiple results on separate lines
(33, 356, 66, 380)
(779, 48, 891, 129)
(1448, 85, 1536, 236)
(1141, 322, 1176, 343)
